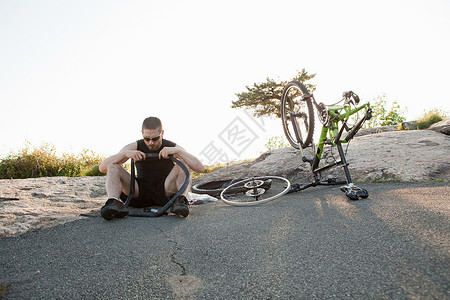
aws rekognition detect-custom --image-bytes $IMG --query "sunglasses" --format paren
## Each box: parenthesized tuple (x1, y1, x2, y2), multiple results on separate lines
(143, 133, 161, 142)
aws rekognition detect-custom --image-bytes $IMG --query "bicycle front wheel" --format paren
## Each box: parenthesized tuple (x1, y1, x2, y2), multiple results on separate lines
(281, 81, 315, 149)
(220, 176, 291, 206)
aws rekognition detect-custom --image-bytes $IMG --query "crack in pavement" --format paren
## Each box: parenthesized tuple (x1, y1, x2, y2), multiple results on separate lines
(156, 227, 203, 298)
(157, 227, 186, 276)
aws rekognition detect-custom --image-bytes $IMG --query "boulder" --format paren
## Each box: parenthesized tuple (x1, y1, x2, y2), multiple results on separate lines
(428, 118, 450, 135)
(194, 130, 450, 185)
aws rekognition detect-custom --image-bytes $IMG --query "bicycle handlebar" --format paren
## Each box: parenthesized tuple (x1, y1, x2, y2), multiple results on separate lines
(143, 153, 181, 160)
(144, 153, 162, 159)
(342, 91, 360, 106)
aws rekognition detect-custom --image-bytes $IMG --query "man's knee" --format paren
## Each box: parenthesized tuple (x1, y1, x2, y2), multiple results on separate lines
(173, 162, 191, 180)
(106, 164, 125, 177)
(165, 164, 190, 192)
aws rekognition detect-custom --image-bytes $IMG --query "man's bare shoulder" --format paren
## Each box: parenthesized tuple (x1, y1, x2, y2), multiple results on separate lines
(120, 141, 138, 151)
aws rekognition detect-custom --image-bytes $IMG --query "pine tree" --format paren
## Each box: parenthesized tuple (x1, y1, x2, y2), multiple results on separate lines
(232, 69, 316, 118)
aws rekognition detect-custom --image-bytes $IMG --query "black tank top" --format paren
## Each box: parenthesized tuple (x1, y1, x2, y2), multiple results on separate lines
(135, 139, 176, 184)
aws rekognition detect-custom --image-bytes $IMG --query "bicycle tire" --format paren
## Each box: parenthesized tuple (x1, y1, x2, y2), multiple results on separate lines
(281, 81, 315, 149)
(220, 176, 291, 206)
(191, 178, 245, 197)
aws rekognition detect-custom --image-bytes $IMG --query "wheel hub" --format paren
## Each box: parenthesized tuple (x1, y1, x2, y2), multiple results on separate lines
(244, 180, 264, 189)
(245, 188, 266, 197)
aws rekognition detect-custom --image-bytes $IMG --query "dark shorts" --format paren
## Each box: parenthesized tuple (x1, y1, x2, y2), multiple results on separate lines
(120, 178, 169, 208)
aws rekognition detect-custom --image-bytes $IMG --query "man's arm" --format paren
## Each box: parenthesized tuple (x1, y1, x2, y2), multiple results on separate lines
(98, 142, 144, 173)
(159, 146, 205, 173)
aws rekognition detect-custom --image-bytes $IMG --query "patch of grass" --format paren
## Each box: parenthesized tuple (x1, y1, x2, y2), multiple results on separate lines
(0, 142, 106, 179)
(415, 108, 447, 129)
(422, 178, 447, 184)
(191, 163, 228, 180)
(371, 177, 401, 183)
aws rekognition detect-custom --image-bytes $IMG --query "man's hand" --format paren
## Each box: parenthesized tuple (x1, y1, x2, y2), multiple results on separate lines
(159, 145, 205, 173)
(124, 150, 147, 161)
(159, 147, 180, 159)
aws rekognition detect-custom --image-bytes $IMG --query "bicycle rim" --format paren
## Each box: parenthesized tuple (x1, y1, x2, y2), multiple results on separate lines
(281, 81, 315, 149)
(220, 176, 291, 206)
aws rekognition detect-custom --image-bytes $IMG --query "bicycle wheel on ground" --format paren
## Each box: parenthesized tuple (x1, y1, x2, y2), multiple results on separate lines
(281, 81, 315, 149)
(191, 178, 244, 197)
(220, 176, 291, 206)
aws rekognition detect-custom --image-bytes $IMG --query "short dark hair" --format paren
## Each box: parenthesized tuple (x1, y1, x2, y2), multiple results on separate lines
(142, 117, 162, 132)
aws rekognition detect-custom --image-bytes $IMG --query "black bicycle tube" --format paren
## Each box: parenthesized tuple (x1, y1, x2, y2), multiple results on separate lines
(149, 154, 190, 217)
(124, 159, 135, 207)
(126, 153, 190, 217)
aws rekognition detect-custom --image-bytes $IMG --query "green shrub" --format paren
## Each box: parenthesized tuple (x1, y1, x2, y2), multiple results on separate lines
(78, 149, 106, 176)
(82, 164, 103, 176)
(0, 142, 106, 179)
(362, 94, 407, 128)
(415, 109, 447, 129)
(263, 136, 290, 151)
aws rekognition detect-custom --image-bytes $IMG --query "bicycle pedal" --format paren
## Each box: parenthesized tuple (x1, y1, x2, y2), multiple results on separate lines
(345, 191, 359, 200)
(357, 189, 369, 199)
(340, 185, 369, 200)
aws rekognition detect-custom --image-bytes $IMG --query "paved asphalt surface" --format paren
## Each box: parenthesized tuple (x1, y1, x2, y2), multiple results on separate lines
(1, 182, 449, 299)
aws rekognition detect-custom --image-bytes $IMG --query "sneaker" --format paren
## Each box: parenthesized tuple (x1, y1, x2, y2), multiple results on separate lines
(101, 198, 129, 220)
(170, 195, 189, 217)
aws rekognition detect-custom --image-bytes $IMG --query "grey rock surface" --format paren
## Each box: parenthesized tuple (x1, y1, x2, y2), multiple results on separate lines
(194, 130, 450, 184)
(428, 118, 450, 135)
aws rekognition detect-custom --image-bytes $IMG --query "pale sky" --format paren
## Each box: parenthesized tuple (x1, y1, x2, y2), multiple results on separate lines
(1, 0, 449, 165)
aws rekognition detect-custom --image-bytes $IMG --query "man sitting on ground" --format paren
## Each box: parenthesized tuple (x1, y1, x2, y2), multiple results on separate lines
(98, 117, 205, 220)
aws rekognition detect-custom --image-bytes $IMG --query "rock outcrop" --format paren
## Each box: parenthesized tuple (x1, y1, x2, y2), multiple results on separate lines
(194, 129, 450, 184)
(428, 118, 450, 135)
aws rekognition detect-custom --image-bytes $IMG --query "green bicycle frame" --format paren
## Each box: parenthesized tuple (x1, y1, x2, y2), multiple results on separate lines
(313, 102, 371, 171)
